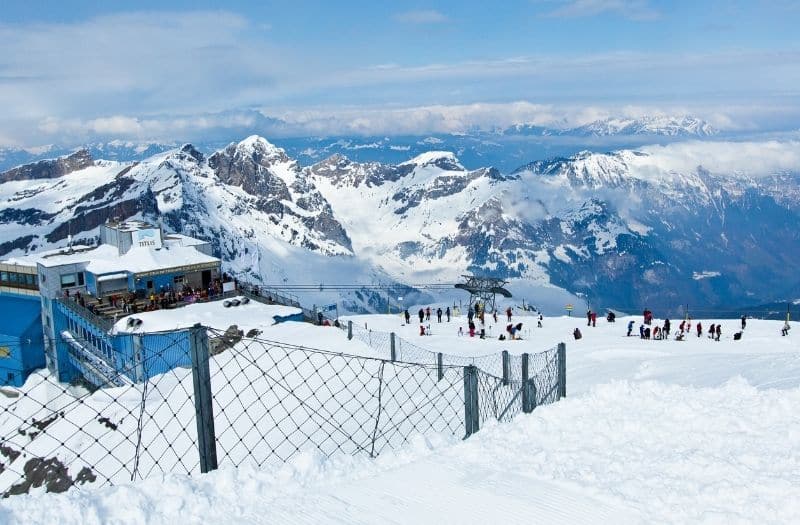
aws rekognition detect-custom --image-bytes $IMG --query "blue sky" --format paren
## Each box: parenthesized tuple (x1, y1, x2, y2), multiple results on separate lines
(0, 0, 798, 145)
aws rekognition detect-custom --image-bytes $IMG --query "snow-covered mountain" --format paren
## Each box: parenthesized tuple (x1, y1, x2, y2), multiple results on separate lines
(504, 116, 717, 137)
(1, 137, 799, 313)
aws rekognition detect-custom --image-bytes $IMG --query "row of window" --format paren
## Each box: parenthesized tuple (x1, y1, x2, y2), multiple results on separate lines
(66, 315, 113, 362)
(0, 271, 38, 289)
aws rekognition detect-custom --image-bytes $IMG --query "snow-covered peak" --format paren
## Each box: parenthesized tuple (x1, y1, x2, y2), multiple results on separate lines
(401, 151, 464, 171)
(576, 116, 717, 137)
(223, 135, 291, 167)
(503, 115, 717, 138)
(237, 135, 285, 156)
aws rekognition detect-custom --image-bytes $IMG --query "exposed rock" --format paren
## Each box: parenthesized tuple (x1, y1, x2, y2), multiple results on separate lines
(0, 149, 94, 183)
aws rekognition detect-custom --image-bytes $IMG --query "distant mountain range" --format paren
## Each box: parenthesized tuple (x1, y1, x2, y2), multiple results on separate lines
(0, 115, 720, 174)
(1, 132, 799, 315)
(502, 115, 717, 137)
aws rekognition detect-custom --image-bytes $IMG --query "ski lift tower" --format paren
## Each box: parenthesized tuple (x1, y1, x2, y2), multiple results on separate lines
(455, 275, 512, 313)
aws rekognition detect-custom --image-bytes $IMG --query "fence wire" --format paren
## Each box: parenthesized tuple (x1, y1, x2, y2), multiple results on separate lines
(0, 326, 563, 499)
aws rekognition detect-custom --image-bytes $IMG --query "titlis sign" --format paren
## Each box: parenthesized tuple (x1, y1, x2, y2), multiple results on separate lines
(132, 228, 163, 249)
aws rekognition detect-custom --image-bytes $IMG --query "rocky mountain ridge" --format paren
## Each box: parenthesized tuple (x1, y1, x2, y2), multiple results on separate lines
(1, 136, 798, 313)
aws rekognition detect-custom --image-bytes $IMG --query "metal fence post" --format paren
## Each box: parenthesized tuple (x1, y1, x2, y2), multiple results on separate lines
(347, 320, 353, 340)
(557, 342, 567, 399)
(521, 353, 536, 413)
(463, 365, 480, 438)
(501, 350, 510, 386)
(189, 323, 218, 473)
(132, 334, 145, 383)
(437, 352, 444, 382)
(390, 332, 397, 362)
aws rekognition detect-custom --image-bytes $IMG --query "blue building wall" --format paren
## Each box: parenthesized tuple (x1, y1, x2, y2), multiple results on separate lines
(0, 293, 45, 387)
(52, 300, 191, 386)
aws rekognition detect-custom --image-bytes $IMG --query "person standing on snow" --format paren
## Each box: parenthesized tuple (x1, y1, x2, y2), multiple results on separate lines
(436, 308, 442, 323)
(715, 324, 722, 341)
(506, 306, 513, 322)
(404, 309, 410, 325)
(418, 308, 425, 324)
(696, 322, 702, 338)
(425, 307, 431, 321)
(741, 315, 747, 330)
(445, 306, 451, 322)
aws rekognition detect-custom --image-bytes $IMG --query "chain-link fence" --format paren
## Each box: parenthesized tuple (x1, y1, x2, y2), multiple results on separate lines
(0, 326, 565, 498)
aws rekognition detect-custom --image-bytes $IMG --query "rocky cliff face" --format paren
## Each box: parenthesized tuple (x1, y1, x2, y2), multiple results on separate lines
(0, 149, 94, 183)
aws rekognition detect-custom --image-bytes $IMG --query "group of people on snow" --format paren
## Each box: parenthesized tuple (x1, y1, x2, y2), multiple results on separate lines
(403, 303, 543, 340)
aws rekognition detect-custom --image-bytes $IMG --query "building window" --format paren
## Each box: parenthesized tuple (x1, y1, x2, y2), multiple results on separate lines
(61, 273, 77, 288)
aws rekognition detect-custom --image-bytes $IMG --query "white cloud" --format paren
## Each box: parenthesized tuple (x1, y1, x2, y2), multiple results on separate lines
(394, 10, 449, 24)
(0, 11, 797, 146)
(0, 11, 292, 120)
(639, 140, 800, 177)
(543, 0, 661, 20)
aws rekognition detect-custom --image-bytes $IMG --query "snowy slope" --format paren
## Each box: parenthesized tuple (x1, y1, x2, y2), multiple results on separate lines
(1, 313, 798, 523)
(2, 138, 800, 312)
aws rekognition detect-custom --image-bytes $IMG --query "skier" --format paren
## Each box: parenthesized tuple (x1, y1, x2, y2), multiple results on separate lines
(741, 315, 747, 331)
(538, 313, 543, 328)
(418, 308, 424, 323)
(627, 319, 635, 336)
(639, 324, 645, 338)
(587, 310, 592, 326)
(445, 306, 451, 322)
(436, 308, 442, 323)
(506, 306, 513, 322)
(781, 322, 790, 336)
(404, 309, 410, 325)
(715, 324, 722, 341)
(708, 324, 715, 338)
(467, 306, 474, 323)
(696, 321, 702, 338)
(591, 311, 597, 327)
(573, 327, 582, 340)
(664, 318, 671, 337)
(425, 307, 431, 321)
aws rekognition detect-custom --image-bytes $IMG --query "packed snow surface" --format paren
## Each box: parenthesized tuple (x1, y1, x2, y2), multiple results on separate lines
(2, 311, 799, 524)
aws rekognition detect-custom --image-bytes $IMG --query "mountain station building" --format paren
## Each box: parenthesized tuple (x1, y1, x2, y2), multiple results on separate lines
(0, 221, 221, 387)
